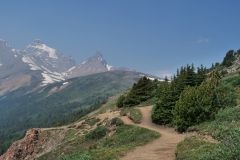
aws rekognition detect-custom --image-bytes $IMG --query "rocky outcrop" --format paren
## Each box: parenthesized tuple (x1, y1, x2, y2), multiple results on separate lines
(0, 129, 42, 160)
(0, 127, 67, 160)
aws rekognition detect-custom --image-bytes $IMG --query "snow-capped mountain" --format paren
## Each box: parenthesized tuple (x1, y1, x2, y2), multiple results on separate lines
(66, 52, 114, 78)
(0, 39, 126, 94)
(20, 40, 75, 85)
(20, 40, 116, 84)
(0, 38, 161, 96)
(22, 40, 75, 73)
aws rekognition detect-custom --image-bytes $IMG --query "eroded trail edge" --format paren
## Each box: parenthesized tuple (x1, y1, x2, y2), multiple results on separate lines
(121, 106, 185, 160)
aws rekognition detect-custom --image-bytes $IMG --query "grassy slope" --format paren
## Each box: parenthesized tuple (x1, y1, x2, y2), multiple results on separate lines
(176, 74, 240, 160)
(120, 107, 143, 124)
(38, 96, 159, 160)
(59, 125, 159, 160)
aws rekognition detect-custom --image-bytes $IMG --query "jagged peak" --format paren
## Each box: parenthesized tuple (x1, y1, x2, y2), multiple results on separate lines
(81, 51, 105, 64)
(32, 39, 45, 45)
(95, 51, 103, 58)
(27, 39, 58, 59)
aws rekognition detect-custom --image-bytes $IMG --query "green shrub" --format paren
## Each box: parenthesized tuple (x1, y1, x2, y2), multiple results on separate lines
(116, 95, 125, 108)
(61, 152, 91, 160)
(173, 71, 236, 132)
(176, 129, 240, 160)
(100, 125, 160, 148)
(129, 108, 142, 124)
(203, 129, 240, 160)
(173, 85, 212, 132)
(84, 118, 100, 126)
(85, 126, 107, 140)
(177, 106, 240, 160)
(190, 106, 240, 141)
(120, 108, 129, 116)
(110, 117, 124, 126)
(176, 137, 215, 160)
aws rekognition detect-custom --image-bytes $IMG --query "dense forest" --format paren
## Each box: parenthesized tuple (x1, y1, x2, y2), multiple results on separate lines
(118, 50, 238, 132)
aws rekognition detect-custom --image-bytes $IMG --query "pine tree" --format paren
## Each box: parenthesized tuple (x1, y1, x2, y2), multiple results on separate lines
(222, 50, 236, 67)
(117, 76, 156, 107)
(152, 83, 175, 124)
(152, 64, 208, 126)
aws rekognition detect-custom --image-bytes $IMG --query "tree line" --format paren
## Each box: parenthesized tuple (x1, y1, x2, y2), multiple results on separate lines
(117, 50, 237, 132)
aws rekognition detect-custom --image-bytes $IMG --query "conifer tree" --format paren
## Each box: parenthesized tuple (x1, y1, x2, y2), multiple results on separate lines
(222, 50, 235, 67)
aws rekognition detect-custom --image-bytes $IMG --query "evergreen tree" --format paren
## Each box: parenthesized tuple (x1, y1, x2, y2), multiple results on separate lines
(152, 82, 174, 124)
(152, 64, 208, 126)
(173, 70, 236, 132)
(222, 50, 235, 67)
(117, 76, 156, 107)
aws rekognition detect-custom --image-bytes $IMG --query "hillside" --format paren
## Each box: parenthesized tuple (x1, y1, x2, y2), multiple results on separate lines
(2, 49, 240, 160)
(2, 63, 240, 160)
(0, 71, 142, 154)
(176, 73, 240, 160)
(0, 97, 160, 160)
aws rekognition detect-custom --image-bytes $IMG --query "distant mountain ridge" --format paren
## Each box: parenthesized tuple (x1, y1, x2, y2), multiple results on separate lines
(20, 39, 117, 84)
(0, 39, 136, 95)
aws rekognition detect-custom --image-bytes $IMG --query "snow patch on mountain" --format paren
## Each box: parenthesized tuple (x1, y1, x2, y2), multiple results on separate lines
(22, 56, 41, 70)
(139, 74, 164, 81)
(62, 81, 69, 85)
(106, 64, 113, 71)
(29, 43, 58, 59)
(41, 71, 65, 86)
(1, 39, 136, 87)
(22, 55, 66, 85)
(81, 61, 86, 65)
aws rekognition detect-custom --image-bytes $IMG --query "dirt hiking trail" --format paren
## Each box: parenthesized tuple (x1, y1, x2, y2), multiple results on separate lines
(121, 106, 186, 160)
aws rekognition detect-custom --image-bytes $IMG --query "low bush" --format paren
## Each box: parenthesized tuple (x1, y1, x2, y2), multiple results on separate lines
(84, 118, 100, 126)
(176, 107, 240, 160)
(120, 108, 129, 116)
(129, 108, 142, 124)
(173, 73, 236, 132)
(110, 117, 124, 126)
(176, 137, 215, 160)
(85, 126, 107, 140)
(61, 152, 91, 160)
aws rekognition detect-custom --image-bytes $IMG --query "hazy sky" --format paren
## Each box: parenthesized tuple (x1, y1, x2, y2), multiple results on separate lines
(0, 0, 240, 77)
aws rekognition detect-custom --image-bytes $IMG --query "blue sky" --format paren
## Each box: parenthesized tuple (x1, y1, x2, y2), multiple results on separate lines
(0, 0, 240, 77)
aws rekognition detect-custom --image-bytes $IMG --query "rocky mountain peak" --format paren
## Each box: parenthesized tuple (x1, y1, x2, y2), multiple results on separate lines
(31, 39, 45, 45)
(86, 51, 104, 63)
(26, 39, 59, 59)
(0, 39, 131, 89)
(94, 51, 103, 59)
(65, 52, 113, 78)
